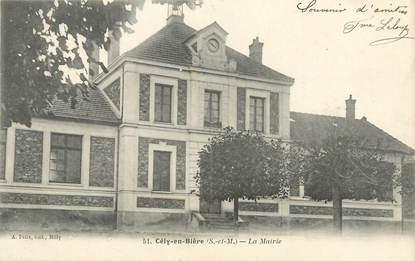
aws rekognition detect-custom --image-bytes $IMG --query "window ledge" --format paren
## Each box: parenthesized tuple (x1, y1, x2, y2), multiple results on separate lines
(47, 182, 83, 187)
(153, 121, 174, 125)
(149, 122, 178, 128)
(289, 197, 400, 206)
(289, 196, 309, 201)
(204, 122, 222, 129)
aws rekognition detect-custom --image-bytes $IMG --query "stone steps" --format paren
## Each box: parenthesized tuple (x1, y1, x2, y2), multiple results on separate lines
(201, 213, 238, 231)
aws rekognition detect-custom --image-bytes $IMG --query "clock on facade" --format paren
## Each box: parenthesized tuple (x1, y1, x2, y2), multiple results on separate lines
(207, 38, 220, 53)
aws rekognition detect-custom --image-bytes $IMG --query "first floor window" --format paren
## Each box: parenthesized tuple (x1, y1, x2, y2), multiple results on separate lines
(204, 90, 221, 128)
(155, 83, 172, 123)
(153, 151, 171, 192)
(249, 96, 265, 132)
(49, 133, 82, 184)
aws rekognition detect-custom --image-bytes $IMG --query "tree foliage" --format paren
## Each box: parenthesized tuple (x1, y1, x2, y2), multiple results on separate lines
(300, 135, 397, 202)
(291, 134, 398, 232)
(1, 0, 144, 127)
(401, 162, 415, 219)
(195, 127, 290, 219)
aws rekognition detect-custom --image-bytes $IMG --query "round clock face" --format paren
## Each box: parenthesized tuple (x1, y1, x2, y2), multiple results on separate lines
(208, 38, 220, 52)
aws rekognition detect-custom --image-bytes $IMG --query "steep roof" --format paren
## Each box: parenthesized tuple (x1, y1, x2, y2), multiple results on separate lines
(45, 88, 120, 125)
(290, 112, 414, 155)
(123, 21, 293, 83)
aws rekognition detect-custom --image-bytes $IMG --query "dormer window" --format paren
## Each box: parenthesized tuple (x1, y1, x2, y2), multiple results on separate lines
(184, 22, 229, 70)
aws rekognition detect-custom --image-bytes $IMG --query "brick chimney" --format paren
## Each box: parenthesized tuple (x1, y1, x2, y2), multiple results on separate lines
(249, 37, 264, 64)
(345, 94, 356, 120)
(166, 14, 184, 24)
(87, 40, 99, 80)
(107, 33, 120, 65)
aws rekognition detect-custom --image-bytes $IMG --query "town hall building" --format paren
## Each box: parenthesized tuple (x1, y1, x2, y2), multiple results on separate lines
(0, 14, 413, 232)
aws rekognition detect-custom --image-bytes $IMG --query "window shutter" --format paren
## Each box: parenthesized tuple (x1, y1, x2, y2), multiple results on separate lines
(237, 87, 246, 130)
(177, 79, 187, 125)
(270, 92, 279, 135)
(139, 74, 150, 121)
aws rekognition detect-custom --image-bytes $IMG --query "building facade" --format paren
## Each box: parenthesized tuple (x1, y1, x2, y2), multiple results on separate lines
(1, 16, 413, 232)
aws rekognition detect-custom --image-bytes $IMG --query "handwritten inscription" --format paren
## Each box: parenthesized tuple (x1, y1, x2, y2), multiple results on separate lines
(297, 0, 347, 13)
(344, 16, 414, 46)
(296, 0, 414, 46)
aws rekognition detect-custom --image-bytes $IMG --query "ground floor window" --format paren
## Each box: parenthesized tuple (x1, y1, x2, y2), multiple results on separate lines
(49, 133, 82, 184)
(152, 150, 171, 192)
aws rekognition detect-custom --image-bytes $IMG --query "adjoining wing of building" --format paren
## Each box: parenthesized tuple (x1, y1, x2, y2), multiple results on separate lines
(1, 14, 414, 232)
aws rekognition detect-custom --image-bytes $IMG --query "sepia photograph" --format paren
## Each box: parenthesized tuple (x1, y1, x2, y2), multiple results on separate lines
(0, 0, 414, 260)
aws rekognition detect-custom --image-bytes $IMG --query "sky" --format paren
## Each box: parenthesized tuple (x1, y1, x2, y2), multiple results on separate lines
(118, 0, 415, 149)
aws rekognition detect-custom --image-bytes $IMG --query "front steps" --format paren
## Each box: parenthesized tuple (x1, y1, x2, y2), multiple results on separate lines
(203, 213, 237, 231)
(190, 212, 248, 232)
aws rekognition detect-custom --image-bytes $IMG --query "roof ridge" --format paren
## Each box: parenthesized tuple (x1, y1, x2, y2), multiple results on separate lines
(290, 111, 414, 154)
(225, 46, 294, 82)
(362, 119, 415, 154)
(290, 111, 346, 120)
(125, 22, 196, 55)
(122, 21, 293, 82)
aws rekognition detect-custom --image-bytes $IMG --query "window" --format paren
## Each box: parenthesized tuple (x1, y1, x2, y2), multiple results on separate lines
(49, 133, 82, 184)
(153, 151, 171, 192)
(249, 97, 265, 132)
(154, 83, 172, 123)
(204, 90, 221, 128)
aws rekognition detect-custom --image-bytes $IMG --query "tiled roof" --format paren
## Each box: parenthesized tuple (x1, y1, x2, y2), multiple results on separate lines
(290, 112, 414, 155)
(123, 21, 293, 83)
(46, 88, 120, 124)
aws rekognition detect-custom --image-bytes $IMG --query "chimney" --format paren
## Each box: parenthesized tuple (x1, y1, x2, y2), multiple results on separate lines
(107, 32, 120, 65)
(87, 40, 100, 80)
(249, 37, 264, 64)
(345, 94, 356, 120)
(166, 14, 184, 25)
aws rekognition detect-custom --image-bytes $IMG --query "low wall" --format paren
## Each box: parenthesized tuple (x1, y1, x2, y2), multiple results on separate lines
(242, 215, 402, 235)
(0, 207, 408, 234)
(0, 208, 116, 232)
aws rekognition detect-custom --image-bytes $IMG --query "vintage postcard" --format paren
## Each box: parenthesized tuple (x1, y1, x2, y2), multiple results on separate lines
(0, 0, 414, 260)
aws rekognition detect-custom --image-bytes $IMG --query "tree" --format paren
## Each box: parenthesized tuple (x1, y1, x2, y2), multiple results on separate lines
(401, 162, 415, 222)
(294, 134, 397, 233)
(1, 0, 144, 127)
(195, 127, 289, 222)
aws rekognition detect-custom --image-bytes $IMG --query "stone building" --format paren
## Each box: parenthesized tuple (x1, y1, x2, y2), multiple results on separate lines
(1, 15, 413, 232)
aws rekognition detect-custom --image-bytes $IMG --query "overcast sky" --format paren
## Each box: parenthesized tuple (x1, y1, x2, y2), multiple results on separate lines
(119, 0, 414, 148)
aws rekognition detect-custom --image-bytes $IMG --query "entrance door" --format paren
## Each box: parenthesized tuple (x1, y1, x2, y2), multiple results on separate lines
(199, 198, 221, 214)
